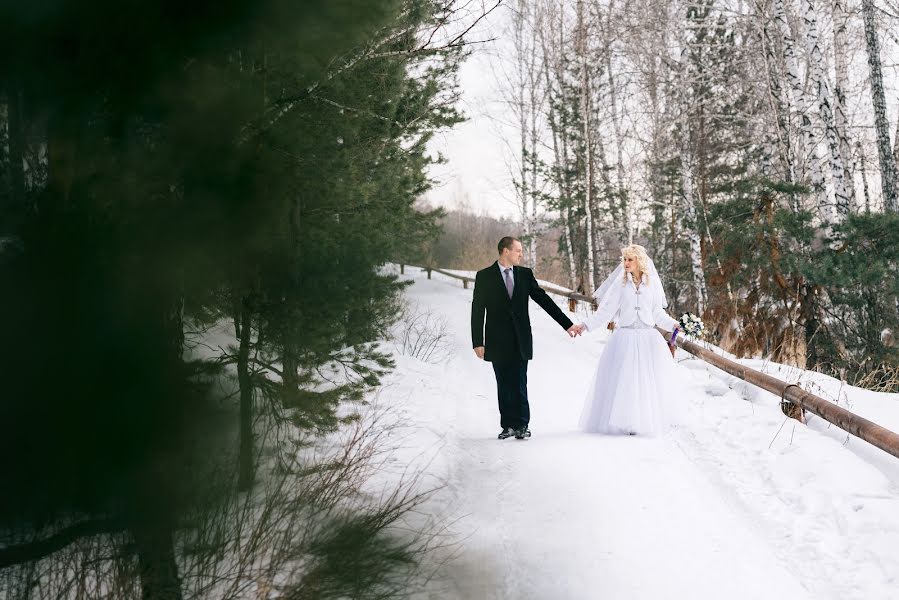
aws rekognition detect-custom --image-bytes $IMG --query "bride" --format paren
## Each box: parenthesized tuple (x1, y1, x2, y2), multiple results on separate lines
(573, 244, 682, 436)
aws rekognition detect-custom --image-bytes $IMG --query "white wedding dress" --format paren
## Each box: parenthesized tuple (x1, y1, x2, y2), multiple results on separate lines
(578, 267, 681, 437)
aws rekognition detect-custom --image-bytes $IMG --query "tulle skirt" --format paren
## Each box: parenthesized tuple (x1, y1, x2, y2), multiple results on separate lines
(579, 326, 680, 437)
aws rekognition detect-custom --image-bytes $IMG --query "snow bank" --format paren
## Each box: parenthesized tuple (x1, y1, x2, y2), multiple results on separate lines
(380, 266, 899, 600)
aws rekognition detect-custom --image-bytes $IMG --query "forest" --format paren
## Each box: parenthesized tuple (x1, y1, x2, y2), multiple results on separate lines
(495, 0, 899, 385)
(0, 1, 484, 597)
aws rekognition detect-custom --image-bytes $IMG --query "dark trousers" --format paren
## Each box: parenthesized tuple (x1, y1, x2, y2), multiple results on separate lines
(492, 359, 529, 430)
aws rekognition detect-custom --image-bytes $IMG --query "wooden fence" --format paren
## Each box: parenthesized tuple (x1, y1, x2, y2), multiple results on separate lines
(400, 263, 899, 461)
(404, 264, 596, 309)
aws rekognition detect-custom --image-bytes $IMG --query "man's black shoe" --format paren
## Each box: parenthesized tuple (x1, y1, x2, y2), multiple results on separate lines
(514, 427, 531, 440)
(498, 427, 516, 440)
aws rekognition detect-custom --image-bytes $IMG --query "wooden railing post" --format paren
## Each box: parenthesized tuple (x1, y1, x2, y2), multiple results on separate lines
(662, 330, 899, 461)
(400, 263, 405, 274)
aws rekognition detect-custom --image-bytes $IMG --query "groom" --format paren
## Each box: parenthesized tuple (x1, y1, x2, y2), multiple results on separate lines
(471, 237, 581, 440)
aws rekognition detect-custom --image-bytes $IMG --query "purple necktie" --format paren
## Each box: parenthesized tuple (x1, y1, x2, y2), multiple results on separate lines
(503, 268, 514, 299)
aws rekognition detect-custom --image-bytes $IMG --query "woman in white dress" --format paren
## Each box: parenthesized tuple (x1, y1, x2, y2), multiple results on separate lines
(574, 245, 682, 436)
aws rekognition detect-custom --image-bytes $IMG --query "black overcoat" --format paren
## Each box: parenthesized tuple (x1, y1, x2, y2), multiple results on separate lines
(470, 262, 574, 363)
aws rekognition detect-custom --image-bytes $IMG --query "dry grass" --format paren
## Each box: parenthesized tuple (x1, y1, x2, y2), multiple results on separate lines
(852, 363, 899, 394)
(0, 401, 452, 600)
(390, 301, 454, 365)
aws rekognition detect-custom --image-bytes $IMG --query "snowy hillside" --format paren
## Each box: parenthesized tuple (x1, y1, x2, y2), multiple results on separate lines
(379, 266, 899, 600)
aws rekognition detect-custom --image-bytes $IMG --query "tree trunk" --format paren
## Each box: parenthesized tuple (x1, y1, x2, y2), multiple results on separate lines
(772, 0, 827, 209)
(859, 140, 872, 213)
(831, 0, 856, 210)
(801, 283, 822, 368)
(803, 0, 851, 216)
(165, 290, 185, 362)
(593, 131, 617, 230)
(133, 522, 183, 600)
(577, 0, 596, 292)
(668, 190, 679, 312)
(283, 176, 302, 393)
(861, 0, 897, 212)
(893, 110, 899, 180)
(680, 148, 707, 315)
(540, 11, 577, 289)
(644, 19, 668, 263)
(236, 295, 254, 492)
(527, 3, 543, 269)
(4, 87, 24, 183)
(282, 347, 298, 390)
(605, 37, 631, 244)
(759, 15, 798, 205)
(559, 125, 581, 290)
(512, 0, 533, 265)
(45, 111, 80, 219)
(0, 94, 7, 223)
(6, 84, 26, 217)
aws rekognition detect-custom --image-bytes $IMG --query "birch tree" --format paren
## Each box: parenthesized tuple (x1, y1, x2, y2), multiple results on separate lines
(540, 0, 579, 287)
(602, 0, 634, 245)
(758, 8, 796, 186)
(485, 0, 899, 377)
(830, 0, 856, 209)
(861, 0, 898, 212)
(504, 0, 550, 268)
(802, 0, 852, 216)
(771, 0, 828, 209)
(679, 144, 708, 314)
(577, 0, 597, 291)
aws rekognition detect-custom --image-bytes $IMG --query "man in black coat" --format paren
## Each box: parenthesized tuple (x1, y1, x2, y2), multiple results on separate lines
(471, 236, 581, 440)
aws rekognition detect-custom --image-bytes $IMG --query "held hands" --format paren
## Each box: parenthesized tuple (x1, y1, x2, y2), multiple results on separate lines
(567, 324, 586, 338)
(476, 323, 585, 358)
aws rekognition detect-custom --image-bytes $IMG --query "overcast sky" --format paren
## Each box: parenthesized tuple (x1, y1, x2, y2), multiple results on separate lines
(423, 3, 899, 220)
(424, 6, 519, 219)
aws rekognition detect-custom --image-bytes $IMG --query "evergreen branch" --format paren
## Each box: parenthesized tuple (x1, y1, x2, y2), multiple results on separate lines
(238, 2, 494, 143)
(0, 518, 125, 569)
(309, 93, 404, 127)
(214, 352, 285, 379)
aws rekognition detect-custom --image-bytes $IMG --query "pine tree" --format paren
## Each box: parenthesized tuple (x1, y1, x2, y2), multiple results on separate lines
(0, 0, 468, 596)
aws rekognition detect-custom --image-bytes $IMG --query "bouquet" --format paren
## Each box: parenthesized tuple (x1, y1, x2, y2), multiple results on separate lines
(678, 312, 704, 338)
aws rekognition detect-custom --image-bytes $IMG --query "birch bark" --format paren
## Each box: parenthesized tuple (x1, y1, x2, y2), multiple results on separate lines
(831, 0, 856, 209)
(802, 0, 852, 216)
(861, 0, 897, 212)
(772, 0, 828, 209)
(577, 0, 596, 291)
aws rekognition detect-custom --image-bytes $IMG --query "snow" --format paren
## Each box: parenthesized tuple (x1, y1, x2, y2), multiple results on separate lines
(378, 266, 899, 600)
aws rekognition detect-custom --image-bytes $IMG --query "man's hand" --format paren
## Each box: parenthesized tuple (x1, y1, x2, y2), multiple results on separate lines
(567, 324, 585, 338)
(474, 346, 485, 359)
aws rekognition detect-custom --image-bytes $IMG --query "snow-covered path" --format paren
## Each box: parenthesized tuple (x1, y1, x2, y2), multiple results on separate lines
(418, 434, 813, 599)
(382, 268, 899, 599)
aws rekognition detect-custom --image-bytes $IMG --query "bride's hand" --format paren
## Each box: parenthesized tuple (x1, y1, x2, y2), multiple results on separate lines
(567, 324, 586, 337)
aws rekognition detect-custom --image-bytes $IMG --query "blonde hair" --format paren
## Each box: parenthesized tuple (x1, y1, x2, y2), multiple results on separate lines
(620, 244, 651, 284)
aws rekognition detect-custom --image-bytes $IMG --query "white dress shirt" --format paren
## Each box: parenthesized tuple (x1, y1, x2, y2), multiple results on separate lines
(582, 272, 679, 332)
